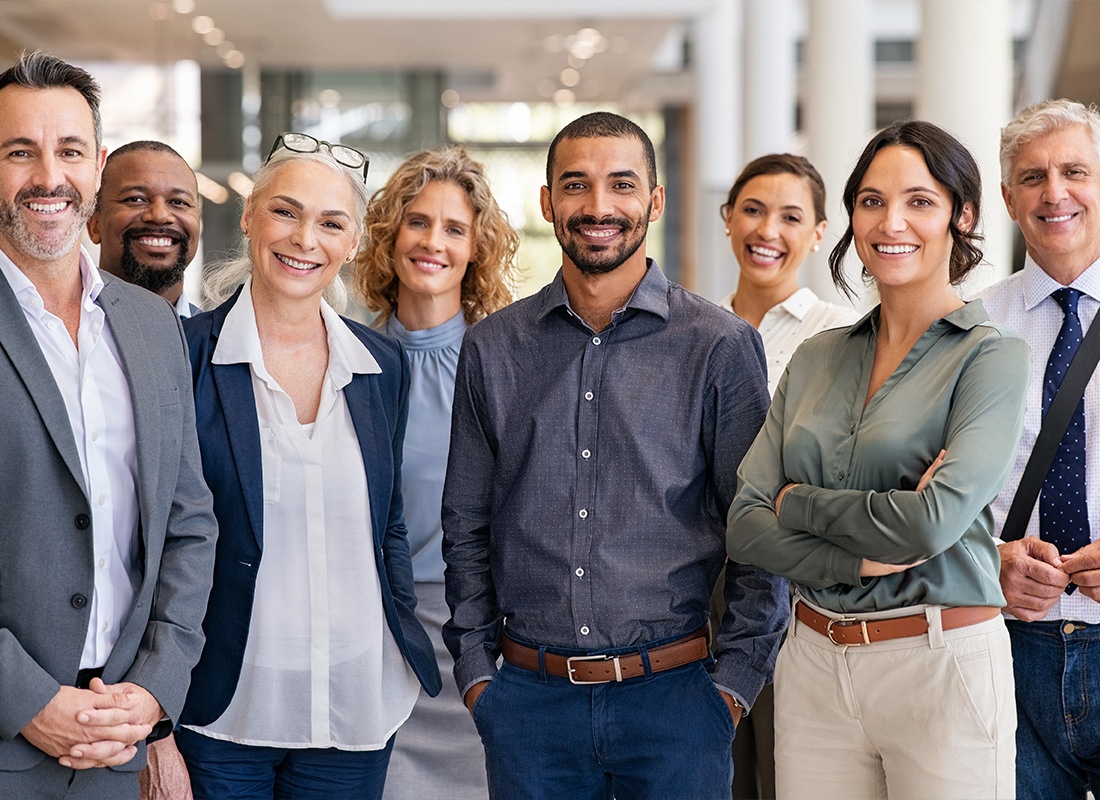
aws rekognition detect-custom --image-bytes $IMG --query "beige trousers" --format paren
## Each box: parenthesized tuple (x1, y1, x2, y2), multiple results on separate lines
(775, 596, 1016, 800)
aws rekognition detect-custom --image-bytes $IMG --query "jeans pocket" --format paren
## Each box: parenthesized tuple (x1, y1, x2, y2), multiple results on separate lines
(693, 663, 737, 740)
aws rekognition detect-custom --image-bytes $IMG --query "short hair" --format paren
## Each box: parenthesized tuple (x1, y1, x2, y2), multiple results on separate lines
(202, 144, 369, 313)
(545, 111, 657, 191)
(98, 141, 194, 206)
(828, 120, 984, 298)
(721, 153, 827, 224)
(356, 146, 518, 324)
(1000, 98, 1100, 182)
(0, 50, 102, 148)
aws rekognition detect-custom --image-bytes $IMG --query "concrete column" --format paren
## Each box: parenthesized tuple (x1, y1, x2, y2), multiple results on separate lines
(742, 0, 798, 160)
(691, 0, 742, 303)
(917, 0, 1014, 291)
(804, 0, 875, 308)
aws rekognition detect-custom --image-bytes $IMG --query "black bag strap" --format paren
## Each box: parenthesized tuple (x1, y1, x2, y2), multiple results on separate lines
(1002, 310, 1100, 541)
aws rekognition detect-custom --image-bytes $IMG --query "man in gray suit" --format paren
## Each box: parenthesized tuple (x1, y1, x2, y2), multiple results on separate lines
(0, 51, 217, 799)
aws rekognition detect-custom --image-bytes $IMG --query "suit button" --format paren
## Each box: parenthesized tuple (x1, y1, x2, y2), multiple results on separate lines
(74, 514, 90, 530)
(71, 594, 87, 609)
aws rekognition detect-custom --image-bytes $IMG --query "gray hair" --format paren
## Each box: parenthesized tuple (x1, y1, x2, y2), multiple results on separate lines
(1000, 98, 1100, 183)
(202, 147, 368, 312)
(0, 51, 102, 148)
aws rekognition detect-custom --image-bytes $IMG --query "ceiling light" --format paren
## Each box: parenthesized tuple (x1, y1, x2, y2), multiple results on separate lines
(148, 3, 171, 21)
(553, 89, 575, 107)
(560, 68, 580, 87)
(203, 28, 225, 46)
(172, 0, 196, 13)
(223, 50, 246, 69)
(440, 89, 460, 108)
(191, 15, 215, 35)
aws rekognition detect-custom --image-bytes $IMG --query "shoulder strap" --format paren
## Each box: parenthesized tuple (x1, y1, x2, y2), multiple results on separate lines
(1002, 313, 1100, 540)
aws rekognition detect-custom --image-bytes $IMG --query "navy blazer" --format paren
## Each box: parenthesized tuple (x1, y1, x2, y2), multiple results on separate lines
(180, 288, 441, 727)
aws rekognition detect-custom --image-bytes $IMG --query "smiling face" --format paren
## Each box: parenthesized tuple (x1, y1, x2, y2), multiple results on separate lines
(393, 180, 474, 314)
(0, 85, 104, 271)
(242, 158, 361, 310)
(725, 172, 826, 295)
(852, 145, 972, 294)
(88, 148, 200, 299)
(1002, 124, 1100, 282)
(540, 135, 664, 276)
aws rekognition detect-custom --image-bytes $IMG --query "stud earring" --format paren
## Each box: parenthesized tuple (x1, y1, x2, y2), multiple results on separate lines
(812, 245, 820, 253)
(724, 228, 730, 236)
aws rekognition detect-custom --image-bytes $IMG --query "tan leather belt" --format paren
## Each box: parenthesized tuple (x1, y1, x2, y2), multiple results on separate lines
(795, 603, 1000, 646)
(502, 631, 709, 684)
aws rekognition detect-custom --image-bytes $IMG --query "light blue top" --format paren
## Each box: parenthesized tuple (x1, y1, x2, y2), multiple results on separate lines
(387, 310, 468, 583)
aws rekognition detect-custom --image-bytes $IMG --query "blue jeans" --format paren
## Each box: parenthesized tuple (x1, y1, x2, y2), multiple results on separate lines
(175, 727, 394, 800)
(471, 658, 735, 800)
(1007, 619, 1100, 799)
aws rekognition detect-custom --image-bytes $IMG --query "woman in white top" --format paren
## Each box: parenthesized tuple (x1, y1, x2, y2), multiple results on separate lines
(720, 154, 858, 799)
(721, 154, 859, 396)
(174, 133, 441, 800)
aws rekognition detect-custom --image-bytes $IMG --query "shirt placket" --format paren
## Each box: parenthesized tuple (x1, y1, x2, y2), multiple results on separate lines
(571, 328, 607, 644)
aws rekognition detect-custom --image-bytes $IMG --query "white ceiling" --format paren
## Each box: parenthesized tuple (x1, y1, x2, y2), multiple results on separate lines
(0, 0, 713, 108)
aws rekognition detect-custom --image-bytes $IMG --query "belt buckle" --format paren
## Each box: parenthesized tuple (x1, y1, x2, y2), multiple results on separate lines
(566, 654, 623, 684)
(825, 617, 870, 646)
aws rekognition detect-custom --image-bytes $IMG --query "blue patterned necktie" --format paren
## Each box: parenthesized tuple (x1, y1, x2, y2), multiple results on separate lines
(1041, 288, 1091, 592)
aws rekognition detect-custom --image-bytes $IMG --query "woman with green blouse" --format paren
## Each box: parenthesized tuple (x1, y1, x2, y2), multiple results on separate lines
(727, 120, 1028, 800)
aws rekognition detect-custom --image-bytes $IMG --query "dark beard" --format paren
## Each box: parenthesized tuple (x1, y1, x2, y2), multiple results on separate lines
(119, 231, 191, 295)
(556, 210, 649, 276)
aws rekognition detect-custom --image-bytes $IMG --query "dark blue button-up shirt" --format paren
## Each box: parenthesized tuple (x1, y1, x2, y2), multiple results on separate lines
(442, 261, 788, 705)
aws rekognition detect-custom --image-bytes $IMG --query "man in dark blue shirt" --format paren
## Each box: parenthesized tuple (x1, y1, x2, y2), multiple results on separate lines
(442, 111, 788, 799)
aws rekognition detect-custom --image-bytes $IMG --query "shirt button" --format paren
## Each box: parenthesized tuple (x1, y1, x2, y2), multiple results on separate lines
(575, 567, 584, 577)
(849, 425, 855, 435)
(98, 558, 105, 569)
(835, 471, 845, 481)
(91, 431, 99, 442)
(584, 391, 594, 401)
(97, 494, 106, 506)
(580, 626, 590, 635)
(592, 336, 601, 346)
(578, 509, 588, 519)
(581, 449, 591, 459)
(101, 621, 109, 632)
(46, 321, 56, 330)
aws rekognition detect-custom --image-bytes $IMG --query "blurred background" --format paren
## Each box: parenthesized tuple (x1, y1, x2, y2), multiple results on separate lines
(0, 0, 1092, 309)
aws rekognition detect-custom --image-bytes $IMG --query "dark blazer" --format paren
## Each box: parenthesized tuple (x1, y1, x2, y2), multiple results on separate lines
(0, 268, 218, 771)
(180, 288, 441, 728)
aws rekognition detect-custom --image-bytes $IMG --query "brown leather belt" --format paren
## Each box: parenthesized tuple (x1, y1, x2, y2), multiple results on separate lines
(502, 631, 710, 684)
(795, 603, 1001, 646)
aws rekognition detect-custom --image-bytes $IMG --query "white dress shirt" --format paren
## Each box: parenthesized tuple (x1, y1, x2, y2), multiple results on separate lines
(977, 254, 1100, 623)
(0, 248, 139, 668)
(191, 279, 420, 749)
(175, 288, 194, 319)
(721, 286, 860, 395)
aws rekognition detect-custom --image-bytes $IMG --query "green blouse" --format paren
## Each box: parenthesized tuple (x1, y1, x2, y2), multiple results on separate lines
(727, 300, 1029, 613)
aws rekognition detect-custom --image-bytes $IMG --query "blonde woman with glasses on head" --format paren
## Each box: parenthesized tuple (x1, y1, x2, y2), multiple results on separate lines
(173, 133, 441, 800)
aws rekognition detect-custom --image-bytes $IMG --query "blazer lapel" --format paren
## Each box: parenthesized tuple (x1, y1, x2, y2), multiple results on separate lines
(0, 268, 86, 494)
(98, 277, 160, 541)
(345, 374, 386, 543)
(208, 299, 265, 550)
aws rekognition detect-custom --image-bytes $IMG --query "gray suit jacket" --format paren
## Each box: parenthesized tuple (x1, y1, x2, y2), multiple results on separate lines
(0, 262, 217, 772)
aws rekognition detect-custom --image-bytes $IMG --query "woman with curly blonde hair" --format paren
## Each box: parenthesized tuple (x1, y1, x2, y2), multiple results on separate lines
(354, 146, 518, 800)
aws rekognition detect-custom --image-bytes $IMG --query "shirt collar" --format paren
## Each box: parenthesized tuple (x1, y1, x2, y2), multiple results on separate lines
(775, 286, 820, 321)
(533, 258, 671, 325)
(1021, 252, 1100, 310)
(175, 288, 193, 318)
(846, 298, 987, 337)
(213, 277, 381, 388)
(0, 244, 103, 315)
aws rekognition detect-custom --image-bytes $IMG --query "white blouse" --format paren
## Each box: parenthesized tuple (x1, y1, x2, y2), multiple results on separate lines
(190, 279, 421, 749)
(721, 286, 860, 396)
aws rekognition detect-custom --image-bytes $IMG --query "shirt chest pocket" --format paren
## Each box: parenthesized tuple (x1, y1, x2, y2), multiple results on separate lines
(260, 427, 281, 503)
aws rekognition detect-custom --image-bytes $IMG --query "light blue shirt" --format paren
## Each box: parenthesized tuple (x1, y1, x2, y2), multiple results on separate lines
(386, 311, 467, 582)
